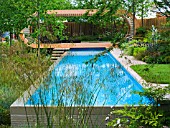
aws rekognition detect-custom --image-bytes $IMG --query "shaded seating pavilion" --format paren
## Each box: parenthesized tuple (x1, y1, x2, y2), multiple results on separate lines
(34, 9, 99, 44)
(20, 9, 134, 49)
(29, 9, 133, 44)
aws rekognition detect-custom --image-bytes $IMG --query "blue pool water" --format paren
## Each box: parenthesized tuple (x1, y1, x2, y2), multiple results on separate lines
(26, 48, 151, 106)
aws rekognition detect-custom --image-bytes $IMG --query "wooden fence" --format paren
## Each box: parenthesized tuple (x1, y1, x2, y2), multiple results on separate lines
(64, 17, 167, 37)
(63, 22, 117, 37)
(136, 17, 167, 29)
(64, 22, 96, 37)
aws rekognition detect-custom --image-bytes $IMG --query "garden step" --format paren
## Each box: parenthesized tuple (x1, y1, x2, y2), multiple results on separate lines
(51, 57, 60, 60)
(50, 59, 58, 62)
(51, 54, 62, 57)
(52, 51, 65, 54)
(51, 48, 69, 62)
(53, 48, 69, 51)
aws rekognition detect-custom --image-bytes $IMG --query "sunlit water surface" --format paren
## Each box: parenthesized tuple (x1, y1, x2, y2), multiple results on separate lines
(26, 48, 151, 106)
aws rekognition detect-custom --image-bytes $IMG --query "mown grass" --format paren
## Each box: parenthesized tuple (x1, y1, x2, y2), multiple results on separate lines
(131, 64, 170, 84)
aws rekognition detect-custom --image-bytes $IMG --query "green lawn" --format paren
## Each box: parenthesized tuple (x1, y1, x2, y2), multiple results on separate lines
(131, 64, 170, 84)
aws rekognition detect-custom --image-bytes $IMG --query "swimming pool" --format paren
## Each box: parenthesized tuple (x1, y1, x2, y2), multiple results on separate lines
(26, 48, 150, 106)
(11, 47, 152, 127)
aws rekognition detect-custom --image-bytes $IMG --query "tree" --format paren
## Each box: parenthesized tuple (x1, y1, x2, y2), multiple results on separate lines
(72, 0, 130, 43)
(0, 0, 72, 57)
(28, 0, 71, 57)
(136, 0, 152, 27)
(0, 0, 31, 45)
(73, 0, 99, 9)
(153, 0, 170, 19)
(121, 0, 152, 34)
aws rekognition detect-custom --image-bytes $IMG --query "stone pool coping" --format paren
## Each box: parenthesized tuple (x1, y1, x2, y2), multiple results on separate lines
(110, 48, 147, 88)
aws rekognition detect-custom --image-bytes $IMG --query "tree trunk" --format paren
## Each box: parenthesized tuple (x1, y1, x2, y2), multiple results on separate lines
(141, 2, 144, 27)
(132, 0, 135, 36)
(37, 0, 40, 59)
(9, 31, 12, 46)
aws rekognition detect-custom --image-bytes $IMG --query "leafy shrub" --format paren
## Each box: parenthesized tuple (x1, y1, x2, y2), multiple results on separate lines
(133, 47, 146, 60)
(143, 56, 154, 63)
(128, 39, 138, 45)
(121, 39, 138, 56)
(138, 21, 170, 64)
(159, 21, 170, 42)
(73, 35, 99, 41)
(107, 85, 170, 128)
(143, 42, 170, 64)
(164, 56, 170, 63)
(0, 86, 18, 125)
(143, 30, 152, 43)
(127, 46, 134, 56)
(136, 27, 147, 36)
(108, 105, 164, 128)
(0, 107, 10, 125)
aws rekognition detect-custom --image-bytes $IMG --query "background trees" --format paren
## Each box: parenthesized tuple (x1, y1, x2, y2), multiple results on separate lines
(0, 0, 72, 47)
(0, 0, 32, 45)
(153, 0, 170, 19)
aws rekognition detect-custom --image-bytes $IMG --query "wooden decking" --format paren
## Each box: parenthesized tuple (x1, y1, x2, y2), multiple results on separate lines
(28, 42, 112, 49)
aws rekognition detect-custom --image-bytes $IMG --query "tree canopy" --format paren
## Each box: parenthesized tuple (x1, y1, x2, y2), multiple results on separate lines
(153, 0, 170, 19)
(0, 0, 72, 35)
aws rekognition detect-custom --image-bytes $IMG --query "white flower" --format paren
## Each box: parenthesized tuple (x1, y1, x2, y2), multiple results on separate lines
(110, 111, 114, 114)
(105, 116, 109, 121)
(117, 118, 120, 124)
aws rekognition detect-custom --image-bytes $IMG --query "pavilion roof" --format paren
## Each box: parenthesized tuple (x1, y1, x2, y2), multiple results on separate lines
(47, 9, 98, 17)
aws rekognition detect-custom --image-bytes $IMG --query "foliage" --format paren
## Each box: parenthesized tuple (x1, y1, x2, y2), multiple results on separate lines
(143, 43, 170, 64)
(124, 21, 170, 64)
(108, 105, 164, 128)
(126, 46, 134, 56)
(73, 0, 99, 9)
(0, 41, 51, 125)
(0, 0, 30, 35)
(159, 21, 170, 43)
(143, 30, 152, 43)
(136, 27, 147, 36)
(107, 84, 170, 127)
(121, 41, 146, 60)
(72, 0, 130, 44)
(0, 0, 72, 56)
(0, 0, 72, 34)
(133, 47, 146, 60)
(143, 22, 170, 64)
(31, 14, 66, 41)
(153, 0, 170, 19)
